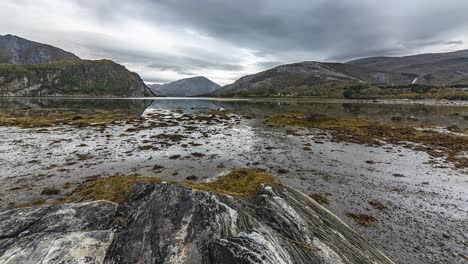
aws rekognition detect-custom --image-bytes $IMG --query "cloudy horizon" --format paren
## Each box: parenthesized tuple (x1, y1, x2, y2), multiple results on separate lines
(1, 0, 468, 85)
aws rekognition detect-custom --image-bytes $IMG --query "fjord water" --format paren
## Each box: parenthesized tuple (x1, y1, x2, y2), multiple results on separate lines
(0, 97, 467, 264)
(1, 97, 466, 127)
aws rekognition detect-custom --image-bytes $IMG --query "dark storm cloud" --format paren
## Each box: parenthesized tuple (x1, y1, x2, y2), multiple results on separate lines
(3, 0, 468, 84)
(139, 0, 468, 61)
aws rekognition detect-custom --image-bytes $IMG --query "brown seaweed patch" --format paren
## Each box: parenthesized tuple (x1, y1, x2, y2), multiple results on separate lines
(62, 176, 163, 204)
(191, 152, 205, 158)
(346, 213, 378, 227)
(57, 169, 280, 206)
(267, 113, 468, 168)
(368, 200, 387, 210)
(150, 133, 186, 142)
(0, 109, 140, 128)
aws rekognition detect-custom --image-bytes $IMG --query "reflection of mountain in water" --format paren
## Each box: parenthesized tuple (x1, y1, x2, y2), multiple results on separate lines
(0, 98, 152, 116)
(146, 99, 225, 113)
(145, 99, 466, 128)
(0, 98, 465, 128)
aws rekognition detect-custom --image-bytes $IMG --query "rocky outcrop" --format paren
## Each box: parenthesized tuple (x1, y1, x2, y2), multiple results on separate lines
(0, 182, 393, 264)
(0, 201, 117, 263)
(0, 34, 80, 64)
(0, 60, 155, 97)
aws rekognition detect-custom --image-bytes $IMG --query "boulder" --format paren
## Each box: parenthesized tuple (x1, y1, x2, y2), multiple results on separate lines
(0, 183, 393, 264)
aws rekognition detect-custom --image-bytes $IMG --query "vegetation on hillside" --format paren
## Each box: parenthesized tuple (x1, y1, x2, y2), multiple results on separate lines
(343, 84, 468, 100)
(217, 82, 468, 100)
(0, 60, 149, 97)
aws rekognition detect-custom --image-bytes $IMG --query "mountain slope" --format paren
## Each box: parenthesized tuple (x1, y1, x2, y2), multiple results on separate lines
(150, 76, 220, 97)
(0, 34, 80, 64)
(0, 60, 154, 97)
(213, 61, 411, 97)
(214, 49, 468, 97)
(348, 49, 468, 85)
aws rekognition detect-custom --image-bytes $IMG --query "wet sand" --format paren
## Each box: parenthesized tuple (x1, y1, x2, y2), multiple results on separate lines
(0, 98, 467, 264)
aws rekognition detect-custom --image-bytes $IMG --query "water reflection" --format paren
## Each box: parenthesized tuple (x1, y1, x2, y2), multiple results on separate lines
(0, 97, 466, 128)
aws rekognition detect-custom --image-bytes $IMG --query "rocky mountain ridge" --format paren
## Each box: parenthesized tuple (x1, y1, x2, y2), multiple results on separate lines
(213, 49, 468, 97)
(0, 35, 156, 97)
(348, 49, 468, 86)
(0, 34, 80, 64)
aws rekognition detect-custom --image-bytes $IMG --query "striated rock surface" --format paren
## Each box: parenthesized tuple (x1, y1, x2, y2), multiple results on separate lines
(0, 182, 393, 264)
(0, 201, 117, 263)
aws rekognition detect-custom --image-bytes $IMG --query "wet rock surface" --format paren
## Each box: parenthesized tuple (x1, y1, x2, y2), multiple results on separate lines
(0, 201, 117, 263)
(0, 183, 393, 264)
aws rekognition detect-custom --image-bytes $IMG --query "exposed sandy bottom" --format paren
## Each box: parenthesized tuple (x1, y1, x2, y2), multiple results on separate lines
(0, 99, 467, 264)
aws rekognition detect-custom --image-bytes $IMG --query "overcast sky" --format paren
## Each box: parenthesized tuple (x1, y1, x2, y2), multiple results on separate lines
(1, 0, 468, 85)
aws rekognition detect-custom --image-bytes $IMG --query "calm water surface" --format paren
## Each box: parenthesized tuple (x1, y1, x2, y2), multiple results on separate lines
(1, 97, 467, 128)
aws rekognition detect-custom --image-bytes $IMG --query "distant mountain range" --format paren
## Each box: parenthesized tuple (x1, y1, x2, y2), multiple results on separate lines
(213, 50, 468, 97)
(0, 35, 155, 97)
(149, 76, 220, 97)
(1, 34, 467, 99)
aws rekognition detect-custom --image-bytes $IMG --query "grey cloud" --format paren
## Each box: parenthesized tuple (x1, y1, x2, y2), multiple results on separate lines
(4, 0, 468, 84)
(142, 76, 174, 84)
(140, 0, 468, 61)
(257, 61, 284, 69)
(445, 40, 464, 45)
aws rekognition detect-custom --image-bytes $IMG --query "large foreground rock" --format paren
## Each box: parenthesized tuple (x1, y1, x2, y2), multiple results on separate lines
(0, 183, 393, 263)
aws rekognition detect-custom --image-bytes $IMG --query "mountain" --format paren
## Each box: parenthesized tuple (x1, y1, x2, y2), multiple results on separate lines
(347, 49, 468, 86)
(0, 34, 80, 64)
(213, 61, 410, 97)
(213, 49, 468, 97)
(149, 76, 220, 97)
(0, 60, 155, 97)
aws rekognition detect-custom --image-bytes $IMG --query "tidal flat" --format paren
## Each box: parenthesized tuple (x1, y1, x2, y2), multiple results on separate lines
(0, 97, 467, 264)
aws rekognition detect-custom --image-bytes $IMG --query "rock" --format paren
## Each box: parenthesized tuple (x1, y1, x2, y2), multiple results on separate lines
(40, 188, 60, 195)
(0, 201, 117, 263)
(186, 175, 198, 181)
(0, 183, 393, 264)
